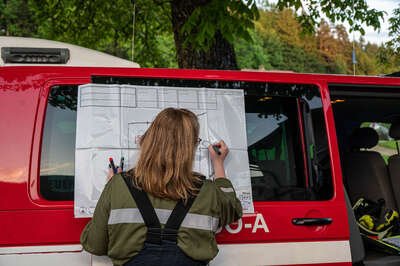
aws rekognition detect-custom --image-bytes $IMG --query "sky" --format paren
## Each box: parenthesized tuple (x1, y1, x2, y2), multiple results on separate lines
(359, 0, 398, 44)
(267, 0, 399, 45)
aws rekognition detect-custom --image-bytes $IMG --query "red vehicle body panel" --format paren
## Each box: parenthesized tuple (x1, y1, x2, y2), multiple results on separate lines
(1, 66, 399, 265)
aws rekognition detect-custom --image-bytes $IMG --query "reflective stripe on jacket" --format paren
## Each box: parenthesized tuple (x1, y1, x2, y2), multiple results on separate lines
(80, 174, 243, 266)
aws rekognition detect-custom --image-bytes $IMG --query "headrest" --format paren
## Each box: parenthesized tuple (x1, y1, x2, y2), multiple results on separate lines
(349, 127, 378, 149)
(389, 122, 400, 140)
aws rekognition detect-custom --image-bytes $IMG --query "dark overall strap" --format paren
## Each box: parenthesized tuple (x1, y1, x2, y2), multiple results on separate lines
(163, 175, 205, 243)
(122, 173, 205, 244)
(162, 196, 196, 242)
(121, 173, 163, 244)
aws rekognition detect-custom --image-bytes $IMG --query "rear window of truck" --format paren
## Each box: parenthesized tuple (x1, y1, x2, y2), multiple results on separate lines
(40, 85, 77, 200)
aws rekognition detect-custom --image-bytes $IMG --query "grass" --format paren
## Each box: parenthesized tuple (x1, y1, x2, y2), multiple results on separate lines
(383, 154, 389, 164)
(377, 141, 398, 163)
(378, 140, 398, 150)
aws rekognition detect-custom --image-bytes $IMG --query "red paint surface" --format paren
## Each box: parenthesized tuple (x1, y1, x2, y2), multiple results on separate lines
(1, 67, 399, 262)
(292, 263, 351, 266)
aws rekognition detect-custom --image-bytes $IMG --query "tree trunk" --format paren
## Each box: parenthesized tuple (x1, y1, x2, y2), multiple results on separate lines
(170, 0, 238, 70)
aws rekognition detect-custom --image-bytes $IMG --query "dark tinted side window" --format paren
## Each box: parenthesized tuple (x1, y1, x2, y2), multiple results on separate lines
(39, 81, 333, 202)
(245, 85, 333, 201)
(40, 85, 77, 200)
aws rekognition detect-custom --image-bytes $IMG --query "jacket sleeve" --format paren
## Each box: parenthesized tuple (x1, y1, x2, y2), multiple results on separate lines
(214, 178, 243, 227)
(80, 178, 113, 255)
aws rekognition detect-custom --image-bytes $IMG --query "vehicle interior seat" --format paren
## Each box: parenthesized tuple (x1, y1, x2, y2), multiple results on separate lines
(345, 188, 400, 265)
(343, 127, 397, 210)
(388, 122, 400, 209)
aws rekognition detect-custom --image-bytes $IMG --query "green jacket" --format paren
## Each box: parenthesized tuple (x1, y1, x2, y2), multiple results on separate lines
(80, 173, 243, 266)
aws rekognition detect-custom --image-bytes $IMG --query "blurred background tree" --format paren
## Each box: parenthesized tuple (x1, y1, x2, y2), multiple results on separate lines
(0, 0, 36, 36)
(388, 3, 400, 54)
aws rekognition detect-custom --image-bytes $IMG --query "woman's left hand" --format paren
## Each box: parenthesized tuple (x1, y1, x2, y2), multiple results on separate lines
(107, 167, 122, 181)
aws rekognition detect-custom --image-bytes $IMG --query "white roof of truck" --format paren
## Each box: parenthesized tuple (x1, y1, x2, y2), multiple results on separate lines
(0, 36, 139, 67)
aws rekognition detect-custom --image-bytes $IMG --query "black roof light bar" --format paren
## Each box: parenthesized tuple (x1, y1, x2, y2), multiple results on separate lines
(1, 47, 70, 64)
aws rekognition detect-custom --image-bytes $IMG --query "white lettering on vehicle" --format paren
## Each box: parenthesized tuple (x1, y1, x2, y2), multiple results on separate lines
(224, 213, 269, 234)
(225, 218, 242, 234)
(252, 213, 269, 233)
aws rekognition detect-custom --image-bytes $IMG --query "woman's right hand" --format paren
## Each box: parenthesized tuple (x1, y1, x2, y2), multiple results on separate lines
(208, 140, 229, 178)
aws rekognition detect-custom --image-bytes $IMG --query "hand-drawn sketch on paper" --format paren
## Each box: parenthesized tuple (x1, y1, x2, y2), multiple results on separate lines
(74, 84, 254, 217)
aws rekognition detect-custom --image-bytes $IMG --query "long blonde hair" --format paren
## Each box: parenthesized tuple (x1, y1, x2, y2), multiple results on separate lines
(132, 108, 201, 201)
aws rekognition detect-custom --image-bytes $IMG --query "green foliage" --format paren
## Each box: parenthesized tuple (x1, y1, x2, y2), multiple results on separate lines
(389, 4, 400, 53)
(274, 0, 385, 35)
(129, 0, 177, 67)
(1, 0, 398, 74)
(181, 0, 259, 50)
(0, 0, 36, 36)
(26, 0, 177, 68)
(379, 141, 397, 150)
(235, 9, 329, 73)
(235, 30, 270, 69)
(377, 45, 400, 74)
(30, 0, 133, 58)
(235, 8, 400, 75)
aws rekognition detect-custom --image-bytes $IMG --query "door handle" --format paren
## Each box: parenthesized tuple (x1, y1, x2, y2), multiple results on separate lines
(292, 217, 332, 226)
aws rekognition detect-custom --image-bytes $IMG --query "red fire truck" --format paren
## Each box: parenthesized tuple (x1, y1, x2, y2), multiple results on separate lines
(2, 37, 400, 265)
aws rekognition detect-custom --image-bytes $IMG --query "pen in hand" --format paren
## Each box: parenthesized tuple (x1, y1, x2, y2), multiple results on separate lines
(109, 157, 117, 174)
(120, 157, 124, 171)
(201, 139, 222, 155)
(208, 140, 229, 179)
(212, 144, 222, 155)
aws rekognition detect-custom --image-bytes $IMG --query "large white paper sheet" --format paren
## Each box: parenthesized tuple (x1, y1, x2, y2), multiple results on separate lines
(74, 84, 254, 217)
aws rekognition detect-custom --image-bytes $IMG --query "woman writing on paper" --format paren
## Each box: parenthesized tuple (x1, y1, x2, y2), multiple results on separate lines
(80, 107, 242, 266)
